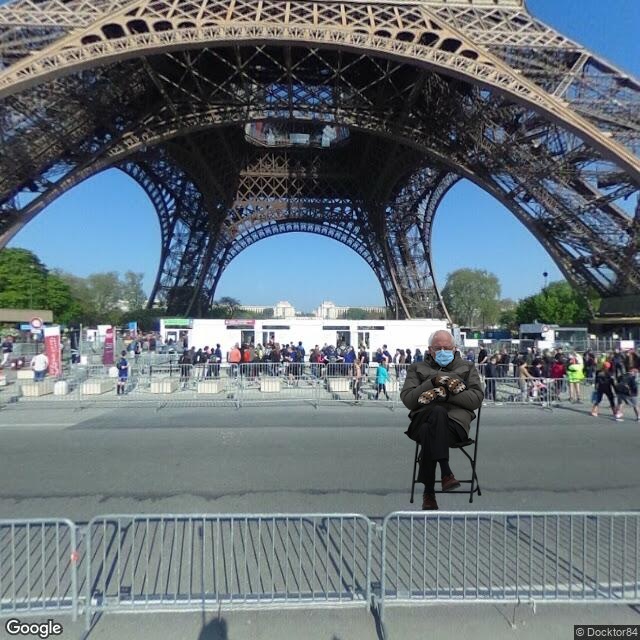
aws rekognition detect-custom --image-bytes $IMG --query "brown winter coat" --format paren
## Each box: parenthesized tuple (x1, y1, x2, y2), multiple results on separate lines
(400, 352, 484, 437)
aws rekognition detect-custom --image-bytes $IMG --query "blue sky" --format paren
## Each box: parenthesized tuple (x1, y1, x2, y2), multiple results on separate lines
(7, 0, 639, 311)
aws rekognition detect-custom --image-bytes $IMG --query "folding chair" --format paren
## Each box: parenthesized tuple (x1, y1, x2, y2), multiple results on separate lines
(409, 405, 482, 504)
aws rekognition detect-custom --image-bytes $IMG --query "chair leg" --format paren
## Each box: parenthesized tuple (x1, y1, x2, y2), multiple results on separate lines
(410, 442, 419, 504)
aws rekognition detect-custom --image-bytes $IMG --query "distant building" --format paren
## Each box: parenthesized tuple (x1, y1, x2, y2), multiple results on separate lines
(237, 301, 296, 318)
(238, 301, 386, 320)
(273, 301, 295, 319)
(238, 304, 272, 315)
(314, 301, 386, 319)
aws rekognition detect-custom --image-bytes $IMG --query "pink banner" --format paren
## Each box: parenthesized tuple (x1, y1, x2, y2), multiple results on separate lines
(102, 326, 115, 366)
(43, 325, 61, 377)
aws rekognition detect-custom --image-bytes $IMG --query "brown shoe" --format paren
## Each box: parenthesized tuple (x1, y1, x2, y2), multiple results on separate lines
(441, 474, 461, 492)
(422, 492, 438, 510)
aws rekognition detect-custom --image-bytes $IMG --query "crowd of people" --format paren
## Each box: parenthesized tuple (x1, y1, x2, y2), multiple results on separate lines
(3, 329, 639, 419)
(474, 345, 639, 421)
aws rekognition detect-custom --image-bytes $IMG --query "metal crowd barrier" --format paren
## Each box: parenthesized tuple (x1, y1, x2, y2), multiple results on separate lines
(83, 514, 373, 630)
(2, 511, 639, 631)
(378, 511, 640, 624)
(1, 360, 597, 410)
(0, 519, 78, 621)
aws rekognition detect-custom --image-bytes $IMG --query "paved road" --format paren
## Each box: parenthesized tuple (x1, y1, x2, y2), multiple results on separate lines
(0, 403, 638, 519)
(0, 403, 638, 639)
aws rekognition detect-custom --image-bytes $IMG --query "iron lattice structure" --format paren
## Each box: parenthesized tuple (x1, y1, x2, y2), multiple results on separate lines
(0, 0, 638, 318)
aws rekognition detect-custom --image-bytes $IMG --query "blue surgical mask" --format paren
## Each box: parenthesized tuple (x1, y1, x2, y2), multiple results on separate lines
(434, 350, 454, 367)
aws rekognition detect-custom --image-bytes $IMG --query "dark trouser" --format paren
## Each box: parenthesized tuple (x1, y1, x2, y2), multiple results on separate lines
(412, 406, 467, 485)
(375, 383, 388, 399)
(485, 378, 496, 400)
(594, 388, 615, 409)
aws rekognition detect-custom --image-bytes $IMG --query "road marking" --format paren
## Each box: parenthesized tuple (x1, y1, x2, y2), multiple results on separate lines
(0, 422, 77, 428)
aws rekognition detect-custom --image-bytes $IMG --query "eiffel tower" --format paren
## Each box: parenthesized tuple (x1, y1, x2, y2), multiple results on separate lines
(0, 0, 638, 320)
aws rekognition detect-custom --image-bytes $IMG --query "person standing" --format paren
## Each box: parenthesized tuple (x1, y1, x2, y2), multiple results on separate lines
(228, 343, 241, 378)
(591, 362, 618, 419)
(614, 368, 639, 422)
(550, 355, 567, 402)
(375, 362, 390, 400)
(116, 350, 129, 395)
(566, 357, 585, 403)
(1, 336, 13, 368)
(477, 346, 488, 377)
(213, 344, 222, 378)
(30, 351, 49, 382)
(484, 355, 498, 401)
(352, 360, 363, 401)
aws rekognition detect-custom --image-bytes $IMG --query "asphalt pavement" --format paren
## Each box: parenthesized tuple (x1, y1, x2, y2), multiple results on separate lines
(0, 403, 638, 640)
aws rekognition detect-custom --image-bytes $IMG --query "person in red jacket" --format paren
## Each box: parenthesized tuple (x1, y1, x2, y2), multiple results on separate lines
(550, 356, 566, 402)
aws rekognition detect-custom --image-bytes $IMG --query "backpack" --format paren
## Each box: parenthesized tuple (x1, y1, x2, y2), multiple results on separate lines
(615, 381, 631, 396)
(615, 374, 636, 396)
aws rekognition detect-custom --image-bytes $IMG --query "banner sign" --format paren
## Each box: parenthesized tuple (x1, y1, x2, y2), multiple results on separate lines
(225, 319, 255, 327)
(43, 325, 62, 377)
(102, 326, 115, 365)
(164, 318, 193, 328)
(127, 321, 138, 337)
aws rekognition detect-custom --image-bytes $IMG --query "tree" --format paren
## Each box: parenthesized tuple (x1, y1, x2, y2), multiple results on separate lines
(261, 307, 274, 319)
(441, 269, 501, 328)
(0, 249, 82, 322)
(54, 270, 98, 324)
(514, 281, 593, 325)
(121, 271, 146, 311)
(45, 273, 83, 324)
(0, 248, 48, 308)
(85, 272, 122, 318)
(216, 296, 241, 318)
(345, 307, 369, 320)
(498, 298, 518, 333)
(121, 307, 165, 332)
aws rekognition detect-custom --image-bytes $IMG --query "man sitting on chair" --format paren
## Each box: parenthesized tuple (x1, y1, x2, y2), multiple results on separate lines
(401, 330, 484, 511)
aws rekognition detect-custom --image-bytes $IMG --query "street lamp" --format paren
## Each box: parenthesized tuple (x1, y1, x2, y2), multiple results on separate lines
(542, 271, 549, 291)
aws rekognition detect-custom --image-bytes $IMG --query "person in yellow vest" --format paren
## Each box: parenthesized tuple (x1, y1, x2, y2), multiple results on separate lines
(566, 357, 585, 403)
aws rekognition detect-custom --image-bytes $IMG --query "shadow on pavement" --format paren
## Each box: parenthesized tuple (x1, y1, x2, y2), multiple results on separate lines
(198, 617, 228, 640)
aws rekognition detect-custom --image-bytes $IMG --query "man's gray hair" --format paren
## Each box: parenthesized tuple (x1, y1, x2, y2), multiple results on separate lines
(428, 330, 456, 348)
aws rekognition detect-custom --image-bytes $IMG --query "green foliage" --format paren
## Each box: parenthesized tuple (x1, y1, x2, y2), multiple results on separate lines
(497, 298, 518, 332)
(216, 296, 241, 317)
(121, 307, 165, 332)
(46, 274, 83, 324)
(441, 268, 501, 328)
(0, 248, 48, 308)
(343, 307, 385, 320)
(121, 271, 146, 311)
(0, 249, 81, 322)
(85, 272, 122, 318)
(0, 249, 153, 325)
(514, 281, 594, 325)
(345, 307, 369, 320)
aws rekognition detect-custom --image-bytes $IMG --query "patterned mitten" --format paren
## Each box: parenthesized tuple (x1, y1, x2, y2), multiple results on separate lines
(433, 373, 467, 395)
(418, 386, 448, 405)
